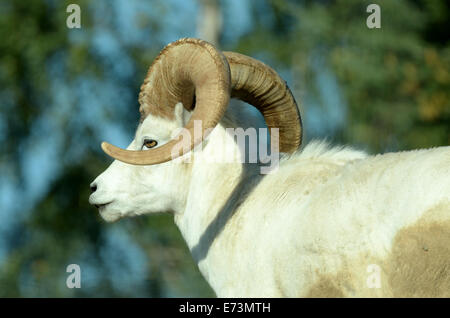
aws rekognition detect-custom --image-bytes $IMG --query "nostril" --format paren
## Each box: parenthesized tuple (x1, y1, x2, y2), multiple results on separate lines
(90, 183, 97, 193)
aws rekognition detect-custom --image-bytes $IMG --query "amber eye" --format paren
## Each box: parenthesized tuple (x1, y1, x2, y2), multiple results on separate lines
(143, 139, 158, 149)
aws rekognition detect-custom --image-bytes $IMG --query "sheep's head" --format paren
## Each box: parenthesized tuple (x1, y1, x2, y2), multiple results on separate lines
(89, 38, 302, 222)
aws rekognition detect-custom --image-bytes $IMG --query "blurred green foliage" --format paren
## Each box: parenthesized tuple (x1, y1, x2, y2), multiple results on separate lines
(234, 0, 449, 152)
(0, 0, 448, 297)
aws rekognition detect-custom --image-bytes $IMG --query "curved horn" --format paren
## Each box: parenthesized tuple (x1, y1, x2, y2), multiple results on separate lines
(102, 39, 302, 165)
(101, 38, 231, 165)
(224, 51, 302, 153)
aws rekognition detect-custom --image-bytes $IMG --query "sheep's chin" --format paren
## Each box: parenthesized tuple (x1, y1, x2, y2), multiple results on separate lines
(99, 207, 123, 222)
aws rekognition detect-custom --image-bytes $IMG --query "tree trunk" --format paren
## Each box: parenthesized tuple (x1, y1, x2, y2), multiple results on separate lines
(197, 0, 222, 47)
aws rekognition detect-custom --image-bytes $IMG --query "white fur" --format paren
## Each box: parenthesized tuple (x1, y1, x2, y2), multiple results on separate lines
(90, 102, 450, 297)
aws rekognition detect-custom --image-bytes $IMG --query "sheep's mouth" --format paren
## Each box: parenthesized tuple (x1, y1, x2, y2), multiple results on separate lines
(94, 201, 113, 209)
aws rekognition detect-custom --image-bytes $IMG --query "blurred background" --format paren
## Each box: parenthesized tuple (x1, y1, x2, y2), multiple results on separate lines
(0, 0, 448, 297)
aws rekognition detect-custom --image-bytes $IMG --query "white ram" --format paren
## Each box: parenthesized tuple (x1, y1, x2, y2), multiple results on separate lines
(89, 38, 450, 297)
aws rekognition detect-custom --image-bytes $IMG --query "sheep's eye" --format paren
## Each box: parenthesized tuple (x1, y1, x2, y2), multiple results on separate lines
(143, 139, 158, 149)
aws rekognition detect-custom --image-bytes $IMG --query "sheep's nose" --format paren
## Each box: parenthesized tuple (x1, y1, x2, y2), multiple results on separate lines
(90, 182, 98, 193)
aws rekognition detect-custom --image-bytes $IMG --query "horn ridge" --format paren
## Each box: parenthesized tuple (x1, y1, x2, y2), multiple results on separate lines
(224, 51, 302, 153)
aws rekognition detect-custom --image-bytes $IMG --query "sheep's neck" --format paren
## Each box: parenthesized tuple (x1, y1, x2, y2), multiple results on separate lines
(173, 123, 263, 292)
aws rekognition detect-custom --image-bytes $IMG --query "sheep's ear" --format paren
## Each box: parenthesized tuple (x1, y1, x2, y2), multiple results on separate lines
(174, 102, 192, 127)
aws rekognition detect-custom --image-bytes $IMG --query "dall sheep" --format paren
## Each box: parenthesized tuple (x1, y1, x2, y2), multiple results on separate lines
(89, 38, 450, 297)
